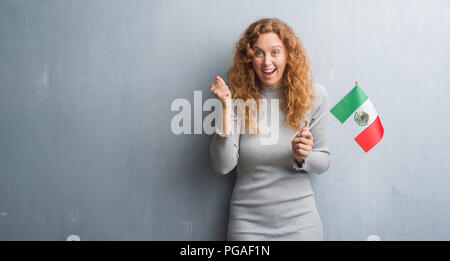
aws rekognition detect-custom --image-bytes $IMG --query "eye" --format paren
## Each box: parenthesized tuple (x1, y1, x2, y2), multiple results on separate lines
(272, 50, 280, 55)
(254, 50, 263, 57)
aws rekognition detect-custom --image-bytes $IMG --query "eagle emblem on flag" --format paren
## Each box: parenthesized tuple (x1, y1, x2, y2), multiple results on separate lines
(354, 111, 369, 127)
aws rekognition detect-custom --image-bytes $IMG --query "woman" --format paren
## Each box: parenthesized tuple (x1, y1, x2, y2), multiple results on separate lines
(209, 18, 330, 241)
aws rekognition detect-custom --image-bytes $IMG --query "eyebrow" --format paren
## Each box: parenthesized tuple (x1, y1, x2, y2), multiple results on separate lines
(254, 45, 283, 49)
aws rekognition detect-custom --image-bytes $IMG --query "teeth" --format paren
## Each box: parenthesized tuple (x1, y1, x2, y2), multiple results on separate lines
(263, 69, 276, 73)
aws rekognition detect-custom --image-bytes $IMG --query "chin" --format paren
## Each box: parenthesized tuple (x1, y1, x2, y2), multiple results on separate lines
(264, 80, 281, 87)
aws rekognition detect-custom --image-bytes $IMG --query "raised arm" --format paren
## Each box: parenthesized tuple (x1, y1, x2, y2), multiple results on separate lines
(209, 76, 240, 175)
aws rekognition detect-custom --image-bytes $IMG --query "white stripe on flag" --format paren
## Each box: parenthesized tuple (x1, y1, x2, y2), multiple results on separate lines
(342, 99, 379, 138)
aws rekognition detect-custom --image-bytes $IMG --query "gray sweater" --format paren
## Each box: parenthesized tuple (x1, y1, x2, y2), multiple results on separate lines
(210, 83, 330, 241)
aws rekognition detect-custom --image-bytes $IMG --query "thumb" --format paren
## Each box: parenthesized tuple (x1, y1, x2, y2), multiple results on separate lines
(299, 127, 307, 136)
(216, 76, 225, 84)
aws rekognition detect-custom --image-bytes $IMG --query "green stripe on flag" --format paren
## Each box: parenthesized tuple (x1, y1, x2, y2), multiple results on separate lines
(330, 85, 368, 123)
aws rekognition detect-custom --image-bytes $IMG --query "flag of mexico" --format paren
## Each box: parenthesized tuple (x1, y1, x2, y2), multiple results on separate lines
(330, 83, 384, 153)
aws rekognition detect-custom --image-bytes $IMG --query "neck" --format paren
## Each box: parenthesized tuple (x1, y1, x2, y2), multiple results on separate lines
(262, 84, 280, 88)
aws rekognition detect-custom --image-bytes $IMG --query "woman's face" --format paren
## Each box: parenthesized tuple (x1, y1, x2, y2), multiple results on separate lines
(251, 32, 288, 87)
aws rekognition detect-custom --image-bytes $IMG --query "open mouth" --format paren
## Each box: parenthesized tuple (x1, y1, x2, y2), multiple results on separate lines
(262, 68, 277, 77)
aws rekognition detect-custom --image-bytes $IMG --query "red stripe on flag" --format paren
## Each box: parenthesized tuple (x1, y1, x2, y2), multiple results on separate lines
(354, 116, 384, 153)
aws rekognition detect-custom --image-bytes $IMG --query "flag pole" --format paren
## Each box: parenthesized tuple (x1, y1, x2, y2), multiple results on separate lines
(307, 111, 328, 131)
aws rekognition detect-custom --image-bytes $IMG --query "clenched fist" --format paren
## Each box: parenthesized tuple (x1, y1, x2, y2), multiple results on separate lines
(210, 76, 231, 107)
(291, 128, 314, 165)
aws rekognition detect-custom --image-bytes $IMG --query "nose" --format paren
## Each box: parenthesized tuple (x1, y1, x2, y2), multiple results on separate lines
(263, 55, 272, 67)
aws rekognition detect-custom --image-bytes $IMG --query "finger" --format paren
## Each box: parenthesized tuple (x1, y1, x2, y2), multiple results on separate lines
(295, 127, 307, 137)
(212, 81, 227, 92)
(216, 76, 225, 84)
(218, 81, 228, 90)
(295, 143, 311, 151)
(210, 83, 222, 93)
(301, 133, 312, 141)
(211, 89, 221, 98)
(292, 137, 313, 146)
(300, 130, 312, 139)
(215, 90, 228, 98)
(296, 148, 309, 157)
(292, 137, 303, 144)
(300, 133, 313, 144)
(292, 137, 304, 144)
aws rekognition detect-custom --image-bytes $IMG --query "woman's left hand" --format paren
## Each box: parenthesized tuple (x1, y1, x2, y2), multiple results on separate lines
(291, 128, 314, 164)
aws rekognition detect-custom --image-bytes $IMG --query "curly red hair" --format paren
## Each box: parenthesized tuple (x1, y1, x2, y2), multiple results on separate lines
(227, 18, 315, 134)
